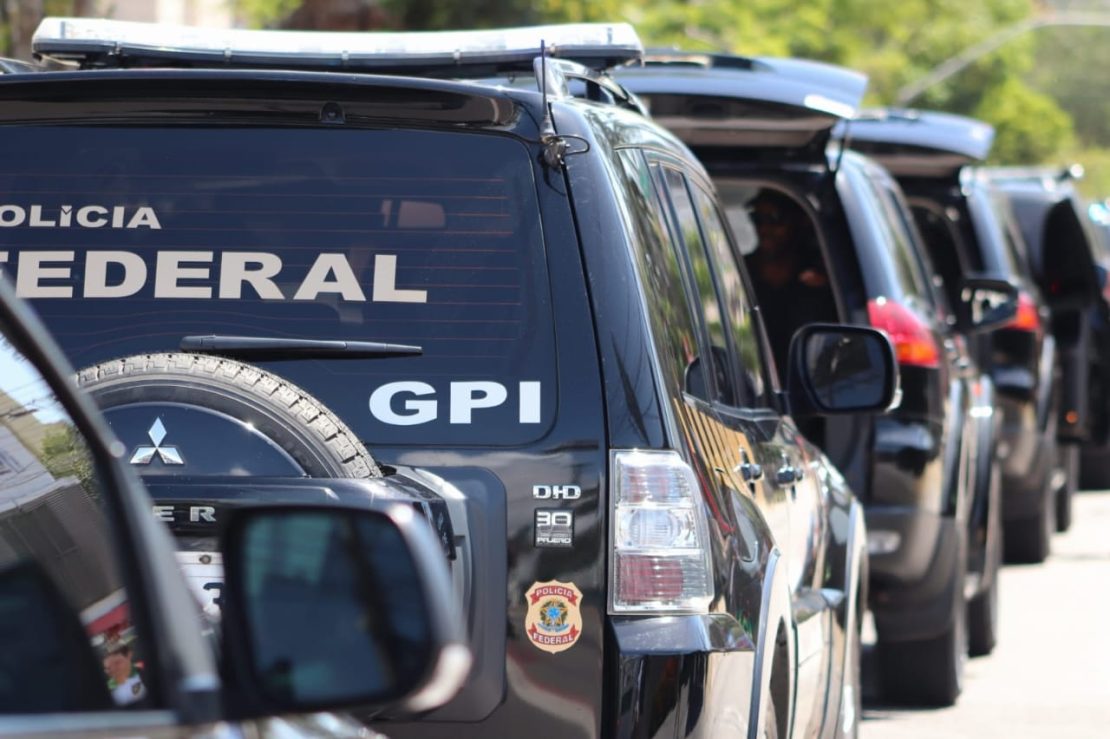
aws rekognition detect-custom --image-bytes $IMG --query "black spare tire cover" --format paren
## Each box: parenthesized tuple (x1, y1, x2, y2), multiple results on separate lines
(77, 353, 380, 478)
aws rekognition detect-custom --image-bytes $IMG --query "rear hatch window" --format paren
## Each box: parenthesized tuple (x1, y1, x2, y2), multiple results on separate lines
(0, 126, 556, 446)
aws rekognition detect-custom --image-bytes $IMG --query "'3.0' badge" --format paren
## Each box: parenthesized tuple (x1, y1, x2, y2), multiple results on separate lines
(524, 580, 583, 654)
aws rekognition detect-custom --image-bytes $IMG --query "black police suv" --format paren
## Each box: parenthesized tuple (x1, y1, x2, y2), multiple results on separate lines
(0, 18, 899, 739)
(847, 110, 1065, 561)
(986, 168, 1109, 497)
(0, 271, 469, 735)
(618, 53, 1016, 705)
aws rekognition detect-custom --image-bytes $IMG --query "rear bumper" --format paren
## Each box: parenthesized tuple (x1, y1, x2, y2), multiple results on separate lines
(607, 614, 757, 739)
(865, 506, 962, 642)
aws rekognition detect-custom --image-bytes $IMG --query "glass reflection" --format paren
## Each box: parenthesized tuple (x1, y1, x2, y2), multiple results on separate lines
(0, 335, 144, 711)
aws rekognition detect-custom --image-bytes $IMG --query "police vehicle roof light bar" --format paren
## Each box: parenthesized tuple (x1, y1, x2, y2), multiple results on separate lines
(32, 18, 644, 74)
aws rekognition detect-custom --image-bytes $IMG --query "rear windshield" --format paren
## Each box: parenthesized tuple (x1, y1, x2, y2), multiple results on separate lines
(0, 127, 556, 446)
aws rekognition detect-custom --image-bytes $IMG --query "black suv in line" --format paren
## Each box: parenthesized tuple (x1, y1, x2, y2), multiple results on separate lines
(618, 53, 1016, 705)
(847, 111, 1066, 560)
(0, 18, 899, 739)
(0, 272, 468, 734)
(986, 168, 1109, 493)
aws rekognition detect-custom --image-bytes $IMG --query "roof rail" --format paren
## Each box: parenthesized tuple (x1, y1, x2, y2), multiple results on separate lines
(32, 18, 643, 75)
(0, 58, 38, 74)
(985, 164, 1084, 183)
(537, 57, 645, 115)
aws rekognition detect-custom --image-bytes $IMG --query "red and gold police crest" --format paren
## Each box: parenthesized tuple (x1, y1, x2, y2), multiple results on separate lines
(524, 580, 583, 654)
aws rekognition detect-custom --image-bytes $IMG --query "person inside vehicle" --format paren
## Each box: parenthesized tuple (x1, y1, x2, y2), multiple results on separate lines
(744, 189, 838, 371)
(102, 639, 146, 706)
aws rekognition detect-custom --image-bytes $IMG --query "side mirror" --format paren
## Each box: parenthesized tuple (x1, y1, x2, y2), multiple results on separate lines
(957, 275, 1018, 333)
(1034, 202, 1100, 311)
(786, 324, 900, 415)
(219, 504, 470, 717)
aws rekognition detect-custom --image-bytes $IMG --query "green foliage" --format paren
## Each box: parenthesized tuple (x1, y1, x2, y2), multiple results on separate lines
(40, 424, 96, 497)
(119, 0, 1110, 174)
(237, 0, 303, 28)
(974, 78, 1076, 164)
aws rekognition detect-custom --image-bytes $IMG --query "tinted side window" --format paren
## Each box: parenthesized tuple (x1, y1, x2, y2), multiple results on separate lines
(850, 169, 929, 305)
(614, 151, 707, 402)
(0, 330, 149, 712)
(911, 203, 968, 313)
(658, 167, 732, 405)
(872, 179, 934, 308)
(689, 184, 770, 407)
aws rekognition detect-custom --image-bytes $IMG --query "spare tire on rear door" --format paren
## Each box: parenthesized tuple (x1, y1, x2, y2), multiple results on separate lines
(77, 353, 381, 479)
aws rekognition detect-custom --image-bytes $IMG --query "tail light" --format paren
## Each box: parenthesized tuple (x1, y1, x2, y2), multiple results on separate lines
(1004, 291, 1042, 334)
(610, 450, 714, 613)
(867, 298, 940, 368)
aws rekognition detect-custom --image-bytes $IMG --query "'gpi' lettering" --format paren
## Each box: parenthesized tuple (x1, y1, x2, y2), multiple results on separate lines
(369, 381, 542, 425)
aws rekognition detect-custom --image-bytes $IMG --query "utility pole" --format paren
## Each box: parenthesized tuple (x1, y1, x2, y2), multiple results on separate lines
(894, 10, 1110, 106)
(3, 0, 45, 60)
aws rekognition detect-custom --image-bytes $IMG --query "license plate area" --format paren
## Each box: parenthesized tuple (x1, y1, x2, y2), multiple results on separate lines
(176, 551, 224, 620)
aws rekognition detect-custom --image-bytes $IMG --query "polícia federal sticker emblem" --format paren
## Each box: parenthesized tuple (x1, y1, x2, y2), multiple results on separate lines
(524, 580, 583, 654)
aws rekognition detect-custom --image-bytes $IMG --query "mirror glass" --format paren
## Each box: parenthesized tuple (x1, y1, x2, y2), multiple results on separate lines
(805, 331, 889, 411)
(235, 509, 434, 707)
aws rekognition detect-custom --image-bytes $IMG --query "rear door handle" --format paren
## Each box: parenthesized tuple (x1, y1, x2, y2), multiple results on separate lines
(776, 466, 803, 485)
(738, 461, 764, 482)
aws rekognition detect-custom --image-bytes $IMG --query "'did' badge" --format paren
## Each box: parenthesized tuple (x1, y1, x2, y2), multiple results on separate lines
(524, 580, 583, 654)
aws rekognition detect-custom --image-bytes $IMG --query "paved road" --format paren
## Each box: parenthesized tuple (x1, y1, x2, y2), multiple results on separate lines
(861, 489, 1110, 738)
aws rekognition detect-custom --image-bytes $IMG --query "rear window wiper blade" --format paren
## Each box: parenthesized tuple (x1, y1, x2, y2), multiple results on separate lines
(180, 334, 422, 360)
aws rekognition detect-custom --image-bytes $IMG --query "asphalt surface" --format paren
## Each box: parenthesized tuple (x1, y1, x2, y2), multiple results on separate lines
(861, 489, 1110, 738)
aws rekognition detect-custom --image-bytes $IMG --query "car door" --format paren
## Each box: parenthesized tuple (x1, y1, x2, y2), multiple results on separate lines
(684, 177, 834, 736)
(652, 159, 840, 732)
(649, 160, 791, 558)
(0, 298, 196, 736)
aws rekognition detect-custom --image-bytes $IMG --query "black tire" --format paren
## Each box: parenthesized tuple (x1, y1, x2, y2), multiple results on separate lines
(1002, 511, 1052, 564)
(1080, 445, 1110, 490)
(77, 352, 380, 479)
(1003, 462, 1055, 565)
(1056, 444, 1078, 533)
(1003, 457, 1054, 564)
(966, 529, 1000, 657)
(968, 459, 1001, 657)
(967, 454, 1001, 657)
(877, 555, 967, 706)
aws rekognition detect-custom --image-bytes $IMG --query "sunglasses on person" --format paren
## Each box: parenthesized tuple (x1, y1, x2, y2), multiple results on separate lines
(749, 208, 788, 227)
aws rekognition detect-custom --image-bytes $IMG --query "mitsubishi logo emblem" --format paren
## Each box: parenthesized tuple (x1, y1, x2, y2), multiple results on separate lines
(130, 418, 184, 466)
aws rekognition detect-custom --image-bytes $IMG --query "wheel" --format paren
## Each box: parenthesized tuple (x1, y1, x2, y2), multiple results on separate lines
(1056, 444, 1078, 532)
(877, 555, 967, 706)
(1003, 460, 1054, 564)
(1080, 444, 1110, 489)
(1003, 476, 1054, 565)
(968, 461, 1001, 657)
(77, 352, 380, 479)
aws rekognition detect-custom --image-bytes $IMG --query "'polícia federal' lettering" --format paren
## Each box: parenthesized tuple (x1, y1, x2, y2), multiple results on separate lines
(0, 204, 161, 229)
(0, 250, 428, 303)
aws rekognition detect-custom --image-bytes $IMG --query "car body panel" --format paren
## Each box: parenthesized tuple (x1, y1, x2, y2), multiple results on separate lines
(844, 109, 995, 178)
(617, 53, 867, 161)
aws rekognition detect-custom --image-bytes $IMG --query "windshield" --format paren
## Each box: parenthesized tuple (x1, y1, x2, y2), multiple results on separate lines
(0, 126, 556, 446)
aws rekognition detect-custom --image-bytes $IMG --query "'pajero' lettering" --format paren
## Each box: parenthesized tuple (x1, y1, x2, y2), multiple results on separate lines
(0, 204, 161, 229)
(0, 251, 428, 303)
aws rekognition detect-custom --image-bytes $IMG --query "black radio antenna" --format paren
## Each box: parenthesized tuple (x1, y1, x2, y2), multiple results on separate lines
(538, 39, 568, 169)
